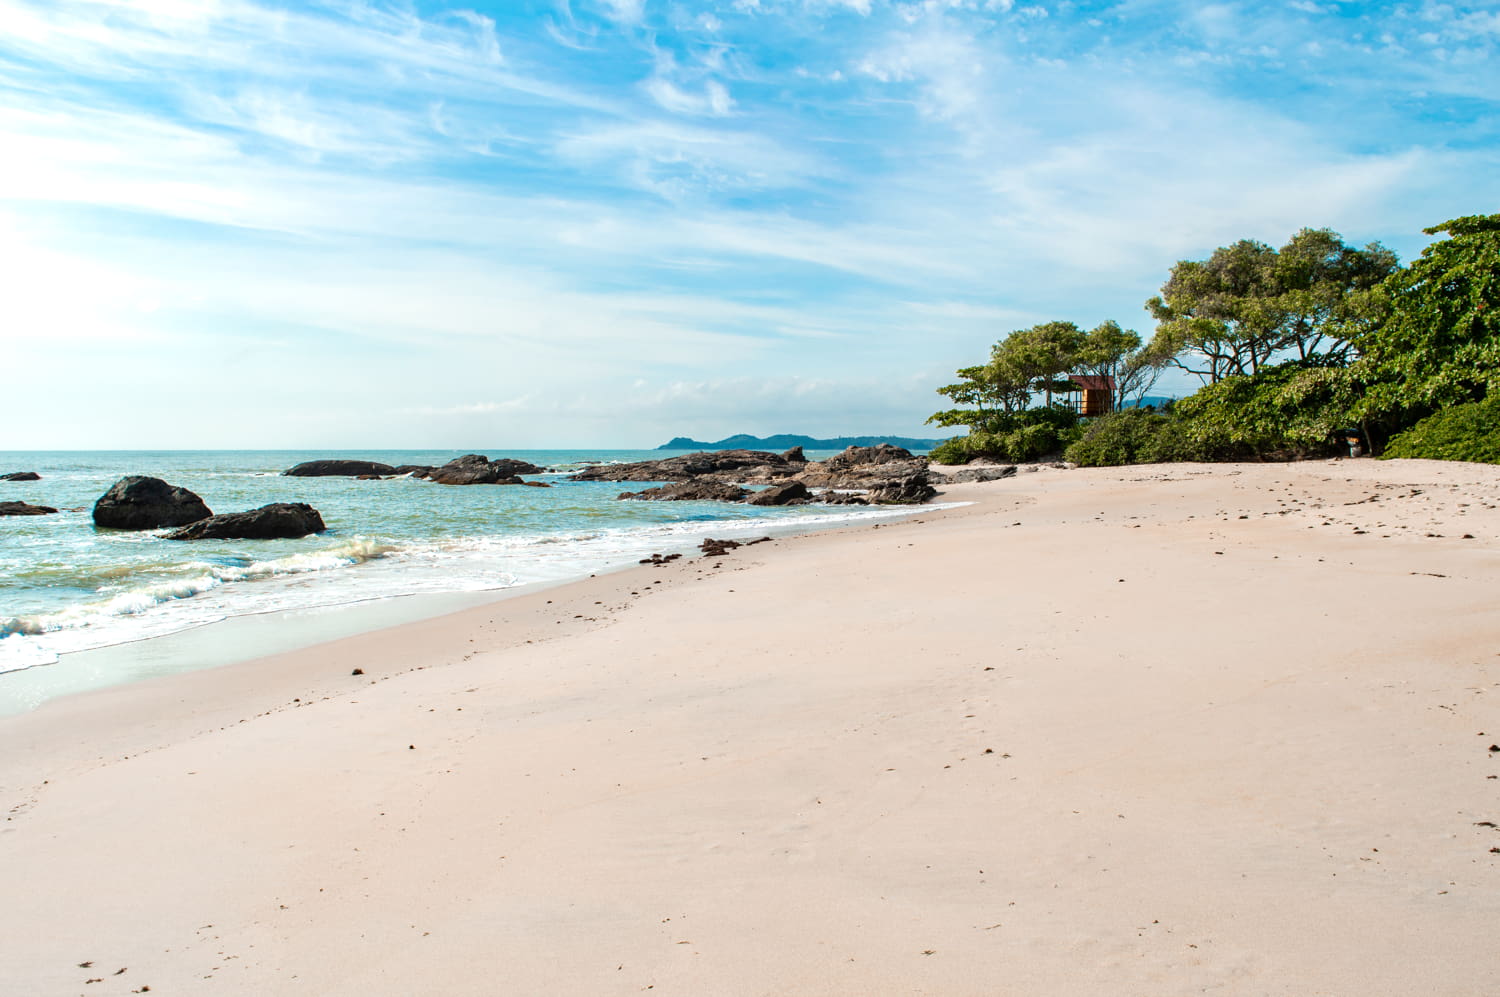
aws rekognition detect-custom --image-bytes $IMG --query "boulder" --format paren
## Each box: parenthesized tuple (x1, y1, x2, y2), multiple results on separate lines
(865, 470, 938, 505)
(951, 465, 1018, 483)
(814, 491, 868, 505)
(618, 480, 750, 502)
(0, 501, 57, 516)
(1, 471, 41, 481)
(283, 460, 396, 477)
(427, 454, 545, 485)
(167, 503, 326, 541)
(93, 476, 212, 530)
(780, 446, 807, 463)
(391, 465, 436, 477)
(572, 450, 793, 483)
(747, 481, 811, 506)
(821, 444, 915, 470)
(795, 457, 931, 490)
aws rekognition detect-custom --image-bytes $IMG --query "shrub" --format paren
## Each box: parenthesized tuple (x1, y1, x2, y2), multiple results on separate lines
(929, 406, 1083, 464)
(1382, 396, 1500, 464)
(1066, 409, 1169, 466)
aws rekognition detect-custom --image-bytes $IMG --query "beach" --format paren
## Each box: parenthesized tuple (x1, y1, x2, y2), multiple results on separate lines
(2, 459, 1498, 995)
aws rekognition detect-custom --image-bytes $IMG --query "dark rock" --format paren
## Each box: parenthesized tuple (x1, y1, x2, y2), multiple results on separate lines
(93, 477, 212, 530)
(822, 444, 916, 470)
(951, 465, 1017, 483)
(699, 536, 772, 557)
(521, 480, 552, 488)
(748, 481, 811, 506)
(391, 465, 436, 477)
(640, 553, 683, 565)
(572, 450, 793, 483)
(865, 470, 939, 505)
(780, 447, 807, 463)
(0, 501, 57, 516)
(618, 480, 750, 502)
(356, 474, 384, 481)
(1, 471, 41, 481)
(167, 502, 326, 541)
(814, 491, 869, 505)
(283, 460, 397, 477)
(427, 454, 545, 485)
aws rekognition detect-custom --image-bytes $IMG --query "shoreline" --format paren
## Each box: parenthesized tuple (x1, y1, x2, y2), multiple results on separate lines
(1, 497, 956, 717)
(2, 462, 1497, 995)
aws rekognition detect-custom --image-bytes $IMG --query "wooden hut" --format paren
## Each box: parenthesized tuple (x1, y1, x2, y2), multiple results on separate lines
(1067, 375, 1116, 416)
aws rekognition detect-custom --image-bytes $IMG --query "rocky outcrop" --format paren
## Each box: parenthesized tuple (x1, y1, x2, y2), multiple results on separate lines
(618, 480, 750, 502)
(422, 455, 545, 485)
(821, 443, 916, 469)
(747, 481, 810, 506)
(93, 477, 212, 530)
(950, 465, 1017, 483)
(865, 470, 939, 504)
(167, 503, 326, 540)
(813, 491, 869, 505)
(1, 471, 41, 481)
(284, 460, 397, 477)
(590, 445, 938, 506)
(572, 450, 795, 483)
(0, 501, 57, 516)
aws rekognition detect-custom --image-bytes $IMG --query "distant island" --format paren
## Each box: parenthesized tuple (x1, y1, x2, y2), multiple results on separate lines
(657, 433, 943, 452)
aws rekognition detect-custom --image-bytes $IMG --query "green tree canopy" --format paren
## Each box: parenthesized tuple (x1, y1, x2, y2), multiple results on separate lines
(1072, 320, 1164, 411)
(1353, 214, 1500, 420)
(1146, 228, 1397, 383)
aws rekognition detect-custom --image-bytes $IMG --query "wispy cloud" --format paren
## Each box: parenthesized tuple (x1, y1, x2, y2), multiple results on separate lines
(1, 0, 1496, 446)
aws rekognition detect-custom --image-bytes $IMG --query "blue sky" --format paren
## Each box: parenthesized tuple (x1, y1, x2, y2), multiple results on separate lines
(3, 0, 1497, 448)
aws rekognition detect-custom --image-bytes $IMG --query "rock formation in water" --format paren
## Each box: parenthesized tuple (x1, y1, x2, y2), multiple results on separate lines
(283, 460, 397, 477)
(92, 476, 213, 530)
(0, 501, 57, 516)
(167, 503, 326, 540)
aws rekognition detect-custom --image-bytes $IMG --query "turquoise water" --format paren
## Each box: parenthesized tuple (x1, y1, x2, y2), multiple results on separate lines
(0, 449, 922, 677)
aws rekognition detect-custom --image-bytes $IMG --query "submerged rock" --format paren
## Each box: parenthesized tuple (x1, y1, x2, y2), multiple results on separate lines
(93, 476, 212, 530)
(167, 503, 326, 540)
(283, 460, 397, 477)
(618, 480, 751, 502)
(0, 501, 57, 516)
(1, 471, 41, 481)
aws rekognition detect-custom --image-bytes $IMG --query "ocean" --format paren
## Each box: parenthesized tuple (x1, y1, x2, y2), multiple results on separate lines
(0, 449, 936, 709)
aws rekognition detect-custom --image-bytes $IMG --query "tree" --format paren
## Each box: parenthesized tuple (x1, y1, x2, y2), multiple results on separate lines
(1353, 214, 1500, 421)
(995, 321, 1087, 407)
(1071, 320, 1166, 411)
(928, 321, 1090, 433)
(1146, 228, 1397, 384)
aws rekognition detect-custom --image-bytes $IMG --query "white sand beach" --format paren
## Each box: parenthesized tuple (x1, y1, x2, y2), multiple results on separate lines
(2, 459, 1498, 996)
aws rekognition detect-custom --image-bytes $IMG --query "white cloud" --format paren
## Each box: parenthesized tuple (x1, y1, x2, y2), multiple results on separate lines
(644, 77, 735, 116)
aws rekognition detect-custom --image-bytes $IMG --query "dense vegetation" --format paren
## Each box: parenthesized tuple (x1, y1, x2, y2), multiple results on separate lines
(931, 214, 1500, 466)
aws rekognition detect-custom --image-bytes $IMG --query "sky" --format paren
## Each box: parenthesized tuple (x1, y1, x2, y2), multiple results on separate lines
(3, 0, 1498, 449)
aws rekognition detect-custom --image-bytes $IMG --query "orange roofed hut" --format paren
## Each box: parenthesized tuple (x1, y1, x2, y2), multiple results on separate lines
(1066, 375, 1116, 416)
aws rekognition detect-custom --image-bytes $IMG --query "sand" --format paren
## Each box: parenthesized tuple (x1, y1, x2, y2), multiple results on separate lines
(2, 459, 1497, 996)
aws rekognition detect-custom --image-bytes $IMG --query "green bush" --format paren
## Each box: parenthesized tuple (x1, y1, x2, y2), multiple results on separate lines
(929, 406, 1083, 464)
(1382, 396, 1500, 463)
(1065, 409, 1170, 466)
